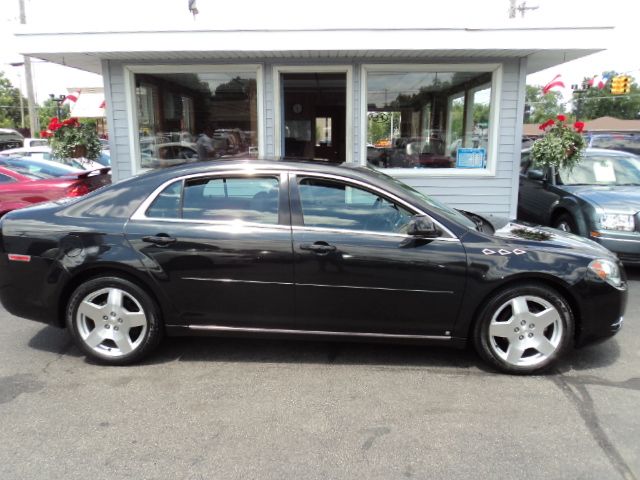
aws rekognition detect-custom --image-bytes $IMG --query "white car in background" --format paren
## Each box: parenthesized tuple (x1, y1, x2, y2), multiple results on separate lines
(1, 146, 107, 172)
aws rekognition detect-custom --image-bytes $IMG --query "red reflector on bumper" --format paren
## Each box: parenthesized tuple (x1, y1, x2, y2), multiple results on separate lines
(8, 254, 31, 262)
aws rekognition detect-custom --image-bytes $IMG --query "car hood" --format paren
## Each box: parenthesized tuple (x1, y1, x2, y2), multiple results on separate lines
(485, 216, 614, 258)
(563, 185, 640, 213)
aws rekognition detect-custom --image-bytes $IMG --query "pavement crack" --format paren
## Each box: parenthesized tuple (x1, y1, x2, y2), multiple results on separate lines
(41, 338, 74, 374)
(552, 374, 637, 480)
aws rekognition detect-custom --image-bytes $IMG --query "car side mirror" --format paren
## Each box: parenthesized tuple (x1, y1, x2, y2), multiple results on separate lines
(407, 215, 441, 238)
(527, 169, 545, 181)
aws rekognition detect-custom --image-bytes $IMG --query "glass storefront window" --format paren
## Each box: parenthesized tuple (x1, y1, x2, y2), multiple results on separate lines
(133, 70, 259, 169)
(366, 70, 494, 170)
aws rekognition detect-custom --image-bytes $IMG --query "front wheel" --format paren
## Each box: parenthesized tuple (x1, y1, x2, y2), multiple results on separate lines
(66, 276, 163, 365)
(553, 214, 578, 234)
(473, 284, 574, 374)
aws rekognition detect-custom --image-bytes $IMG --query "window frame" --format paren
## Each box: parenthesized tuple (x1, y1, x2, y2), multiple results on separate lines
(360, 63, 502, 177)
(288, 171, 457, 240)
(132, 171, 289, 229)
(124, 64, 265, 175)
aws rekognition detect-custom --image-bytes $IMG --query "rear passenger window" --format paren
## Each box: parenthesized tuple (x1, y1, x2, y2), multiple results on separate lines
(146, 180, 182, 218)
(0, 173, 16, 183)
(182, 176, 279, 224)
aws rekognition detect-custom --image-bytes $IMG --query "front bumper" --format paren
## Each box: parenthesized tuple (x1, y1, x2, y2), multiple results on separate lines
(573, 269, 628, 347)
(590, 231, 640, 265)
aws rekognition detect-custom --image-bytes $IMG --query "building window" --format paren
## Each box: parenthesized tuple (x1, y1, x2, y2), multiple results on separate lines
(364, 67, 496, 171)
(132, 68, 260, 170)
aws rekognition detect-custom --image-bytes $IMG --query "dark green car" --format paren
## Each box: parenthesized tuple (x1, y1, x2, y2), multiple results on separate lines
(518, 148, 640, 265)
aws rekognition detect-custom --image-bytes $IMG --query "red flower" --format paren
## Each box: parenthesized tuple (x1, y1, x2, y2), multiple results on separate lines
(539, 119, 555, 131)
(48, 117, 62, 132)
(557, 114, 567, 122)
(574, 121, 585, 133)
(40, 130, 52, 139)
(62, 117, 80, 128)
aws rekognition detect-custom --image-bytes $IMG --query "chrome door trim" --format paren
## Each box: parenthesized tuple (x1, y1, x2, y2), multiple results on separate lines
(130, 169, 287, 222)
(289, 170, 459, 241)
(188, 324, 451, 341)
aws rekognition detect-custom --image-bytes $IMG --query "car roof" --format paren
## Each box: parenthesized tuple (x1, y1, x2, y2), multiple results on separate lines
(2, 146, 51, 154)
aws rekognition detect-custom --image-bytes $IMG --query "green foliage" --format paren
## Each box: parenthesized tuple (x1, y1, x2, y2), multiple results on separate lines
(531, 117, 586, 170)
(574, 71, 640, 120)
(525, 86, 566, 124)
(38, 98, 69, 134)
(0, 71, 28, 129)
(47, 118, 101, 160)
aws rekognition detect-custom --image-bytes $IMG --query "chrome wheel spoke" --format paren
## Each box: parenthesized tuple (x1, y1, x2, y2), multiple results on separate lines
(124, 311, 146, 328)
(114, 333, 134, 355)
(510, 297, 529, 317)
(107, 288, 124, 310)
(489, 321, 516, 339)
(533, 336, 556, 356)
(84, 328, 105, 348)
(77, 300, 105, 322)
(534, 308, 560, 331)
(506, 344, 525, 364)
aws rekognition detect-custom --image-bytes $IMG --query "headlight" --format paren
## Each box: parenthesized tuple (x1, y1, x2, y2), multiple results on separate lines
(599, 213, 635, 231)
(588, 259, 622, 288)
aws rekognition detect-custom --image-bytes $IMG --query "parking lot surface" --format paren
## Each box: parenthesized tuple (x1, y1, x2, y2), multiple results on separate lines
(0, 270, 638, 480)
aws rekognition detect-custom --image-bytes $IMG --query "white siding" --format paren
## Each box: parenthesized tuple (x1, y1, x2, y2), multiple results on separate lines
(104, 56, 525, 216)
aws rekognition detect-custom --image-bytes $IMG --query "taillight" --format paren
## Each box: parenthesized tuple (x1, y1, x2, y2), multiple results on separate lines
(67, 182, 91, 197)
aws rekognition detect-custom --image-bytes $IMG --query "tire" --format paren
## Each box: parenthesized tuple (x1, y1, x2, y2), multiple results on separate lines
(66, 276, 163, 365)
(473, 283, 574, 375)
(553, 213, 578, 234)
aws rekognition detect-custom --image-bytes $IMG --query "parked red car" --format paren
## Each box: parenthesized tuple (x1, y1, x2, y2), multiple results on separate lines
(0, 156, 111, 216)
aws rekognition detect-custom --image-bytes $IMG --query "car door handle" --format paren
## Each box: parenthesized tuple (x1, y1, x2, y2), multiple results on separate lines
(299, 243, 337, 253)
(142, 234, 177, 246)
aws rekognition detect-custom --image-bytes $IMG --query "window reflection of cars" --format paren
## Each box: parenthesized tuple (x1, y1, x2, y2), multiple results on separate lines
(586, 133, 640, 156)
(518, 147, 640, 264)
(140, 142, 199, 168)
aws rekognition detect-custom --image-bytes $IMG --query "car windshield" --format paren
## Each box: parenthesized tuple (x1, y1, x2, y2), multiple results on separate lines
(0, 157, 81, 178)
(558, 153, 640, 186)
(363, 166, 478, 229)
(589, 134, 640, 155)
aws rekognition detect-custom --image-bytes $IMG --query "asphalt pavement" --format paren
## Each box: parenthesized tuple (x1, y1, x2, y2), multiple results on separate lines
(0, 269, 638, 480)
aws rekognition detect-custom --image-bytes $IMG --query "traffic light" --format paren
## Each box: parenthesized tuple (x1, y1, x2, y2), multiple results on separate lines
(611, 75, 632, 95)
(621, 75, 631, 94)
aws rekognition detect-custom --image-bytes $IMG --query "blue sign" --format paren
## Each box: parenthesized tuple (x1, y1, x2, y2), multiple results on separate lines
(456, 148, 486, 169)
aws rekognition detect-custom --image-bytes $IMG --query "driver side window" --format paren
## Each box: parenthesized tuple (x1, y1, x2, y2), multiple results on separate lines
(298, 177, 413, 233)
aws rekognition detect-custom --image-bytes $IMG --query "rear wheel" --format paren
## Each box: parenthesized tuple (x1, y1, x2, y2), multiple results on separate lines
(473, 284, 573, 374)
(66, 276, 163, 365)
(553, 213, 578, 234)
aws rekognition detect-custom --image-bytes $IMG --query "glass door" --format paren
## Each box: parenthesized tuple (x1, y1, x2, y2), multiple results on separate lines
(281, 73, 346, 163)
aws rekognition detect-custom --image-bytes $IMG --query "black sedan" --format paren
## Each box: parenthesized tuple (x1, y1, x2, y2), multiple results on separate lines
(0, 159, 627, 374)
(519, 148, 640, 264)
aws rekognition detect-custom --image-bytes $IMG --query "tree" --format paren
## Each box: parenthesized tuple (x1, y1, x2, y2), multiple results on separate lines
(38, 98, 70, 132)
(573, 71, 640, 120)
(525, 85, 566, 124)
(0, 71, 29, 129)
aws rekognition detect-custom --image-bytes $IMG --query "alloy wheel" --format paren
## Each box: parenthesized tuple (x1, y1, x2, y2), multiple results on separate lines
(75, 287, 148, 357)
(487, 295, 564, 368)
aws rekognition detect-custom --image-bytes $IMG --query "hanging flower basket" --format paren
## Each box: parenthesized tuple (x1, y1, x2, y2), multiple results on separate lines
(530, 115, 586, 171)
(40, 117, 101, 161)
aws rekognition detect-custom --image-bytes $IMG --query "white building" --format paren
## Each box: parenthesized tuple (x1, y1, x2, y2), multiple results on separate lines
(15, 18, 611, 216)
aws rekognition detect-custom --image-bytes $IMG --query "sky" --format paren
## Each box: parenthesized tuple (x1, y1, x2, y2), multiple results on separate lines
(0, 0, 636, 107)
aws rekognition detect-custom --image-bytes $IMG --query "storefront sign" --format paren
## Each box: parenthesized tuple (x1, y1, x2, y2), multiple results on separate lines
(456, 148, 486, 169)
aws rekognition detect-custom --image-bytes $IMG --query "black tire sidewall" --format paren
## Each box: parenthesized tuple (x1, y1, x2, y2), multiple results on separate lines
(66, 276, 162, 365)
(473, 283, 574, 375)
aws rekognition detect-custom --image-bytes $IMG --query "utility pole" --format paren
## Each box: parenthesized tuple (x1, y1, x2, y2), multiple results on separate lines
(18, 0, 40, 136)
